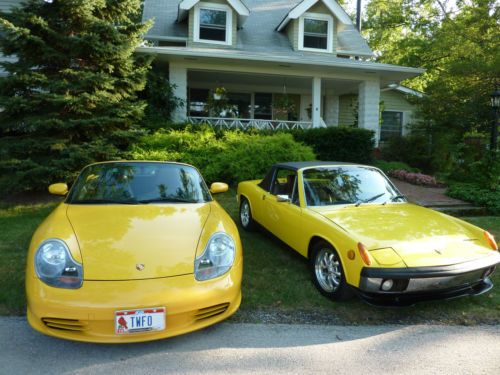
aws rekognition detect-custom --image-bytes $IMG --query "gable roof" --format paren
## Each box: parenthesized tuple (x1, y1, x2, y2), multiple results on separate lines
(276, 0, 352, 31)
(143, 0, 373, 57)
(177, 0, 250, 25)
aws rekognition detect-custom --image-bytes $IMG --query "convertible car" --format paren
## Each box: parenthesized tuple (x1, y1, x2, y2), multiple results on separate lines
(237, 162, 499, 305)
(26, 161, 242, 343)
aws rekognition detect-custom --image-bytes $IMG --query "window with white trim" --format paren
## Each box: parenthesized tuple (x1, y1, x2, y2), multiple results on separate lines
(194, 3, 232, 45)
(298, 13, 333, 53)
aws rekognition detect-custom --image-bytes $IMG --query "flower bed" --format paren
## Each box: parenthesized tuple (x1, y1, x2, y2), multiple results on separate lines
(389, 169, 445, 188)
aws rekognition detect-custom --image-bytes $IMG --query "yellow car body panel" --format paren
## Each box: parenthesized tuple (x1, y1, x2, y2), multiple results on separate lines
(26, 162, 242, 343)
(237, 163, 500, 301)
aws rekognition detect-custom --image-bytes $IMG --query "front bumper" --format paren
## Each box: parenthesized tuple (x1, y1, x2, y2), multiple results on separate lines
(26, 261, 242, 343)
(357, 254, 500, 306)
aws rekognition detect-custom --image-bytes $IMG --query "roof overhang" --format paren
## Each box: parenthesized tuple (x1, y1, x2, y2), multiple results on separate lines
(382, 84, 424, 97)
(177, 0, 250, 26)
(277, 0, 353, 32)
(136, 46, 425, 84)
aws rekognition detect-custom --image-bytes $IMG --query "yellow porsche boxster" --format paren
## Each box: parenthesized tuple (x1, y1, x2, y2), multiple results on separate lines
(237, 162, 500, 306)
(26, 161, 242, 343)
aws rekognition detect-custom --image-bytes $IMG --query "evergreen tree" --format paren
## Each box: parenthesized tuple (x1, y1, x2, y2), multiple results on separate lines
(0, 0, 152, 194)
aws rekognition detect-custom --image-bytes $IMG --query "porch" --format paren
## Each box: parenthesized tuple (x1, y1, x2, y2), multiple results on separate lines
(168, 64, 382, 141)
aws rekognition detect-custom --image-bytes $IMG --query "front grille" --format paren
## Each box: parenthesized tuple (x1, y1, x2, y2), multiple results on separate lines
(194, 303, 229, 321)
(42, 317, 88, 332)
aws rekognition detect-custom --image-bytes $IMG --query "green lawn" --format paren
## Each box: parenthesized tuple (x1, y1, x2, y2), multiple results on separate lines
(1, 194, 499, 324)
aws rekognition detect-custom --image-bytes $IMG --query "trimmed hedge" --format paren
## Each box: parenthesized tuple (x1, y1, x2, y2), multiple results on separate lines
(372, 160, 420, 173)
(291, 127, 375, 164)
(131, 127, 316, 184)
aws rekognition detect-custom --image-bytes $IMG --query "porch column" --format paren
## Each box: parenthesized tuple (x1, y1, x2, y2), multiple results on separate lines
(312, 77, 322, 128)
(169, 63, 188, 123)
(358, 80, 380, 145)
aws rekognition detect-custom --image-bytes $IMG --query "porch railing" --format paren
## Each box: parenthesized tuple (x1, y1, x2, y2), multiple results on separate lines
(187, 116, 313, 130)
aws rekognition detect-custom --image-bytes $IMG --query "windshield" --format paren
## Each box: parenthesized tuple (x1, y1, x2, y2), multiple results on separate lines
(302, 166, 401, 207)
(67, 162, 212, 204)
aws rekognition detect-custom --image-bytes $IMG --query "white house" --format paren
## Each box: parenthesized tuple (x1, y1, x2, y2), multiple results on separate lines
(138, 0, 425, 144)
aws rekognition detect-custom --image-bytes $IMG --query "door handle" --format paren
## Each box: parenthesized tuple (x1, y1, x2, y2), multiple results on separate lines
(262, 195, 266, 200)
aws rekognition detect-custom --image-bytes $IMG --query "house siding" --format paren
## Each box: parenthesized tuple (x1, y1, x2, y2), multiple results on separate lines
(0, 0, 22, 77)
(380, 90, 420, 134)
(286, 21, 299, 51)
(338, 94, 358, 126)
(187, 0, 237, 48)
(283, 3, 341, 54)
(0, 0, 21, 12)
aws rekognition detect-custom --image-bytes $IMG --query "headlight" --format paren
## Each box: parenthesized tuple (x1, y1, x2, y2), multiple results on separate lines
(195, 232, 235, 281)
(35, 239, 83, 289)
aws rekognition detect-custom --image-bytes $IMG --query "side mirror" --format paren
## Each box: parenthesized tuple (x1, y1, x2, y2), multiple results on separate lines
(277, 194, 290, 202)
(210, 182, 229, 194)
(48, 183, 69, 196)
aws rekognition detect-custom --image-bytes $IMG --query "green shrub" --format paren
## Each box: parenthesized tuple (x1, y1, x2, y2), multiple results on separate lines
(380, 134, 433, 172)
(372, 160, 420, 173)
(447, 183, 500, 214)
(291, 127, 375, 164)
(131, 127, 316, 184)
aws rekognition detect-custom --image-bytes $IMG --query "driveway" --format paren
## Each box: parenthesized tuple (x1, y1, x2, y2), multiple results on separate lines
(1, 318, 498, 374)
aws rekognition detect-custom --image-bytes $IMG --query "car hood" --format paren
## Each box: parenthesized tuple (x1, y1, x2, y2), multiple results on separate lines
(66, 203, 211, 280)
(312, 203, 492, 267)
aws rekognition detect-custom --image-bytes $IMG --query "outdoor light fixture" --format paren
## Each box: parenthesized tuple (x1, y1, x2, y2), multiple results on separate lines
(490, 88, 500, 153)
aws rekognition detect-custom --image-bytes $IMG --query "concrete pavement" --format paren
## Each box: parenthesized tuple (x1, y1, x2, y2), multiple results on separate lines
(0, 317, 498, 374)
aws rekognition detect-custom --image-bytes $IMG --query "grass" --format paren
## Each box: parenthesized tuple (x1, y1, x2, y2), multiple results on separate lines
(0, 203, 59, 315)
(0, 193, 499, 324)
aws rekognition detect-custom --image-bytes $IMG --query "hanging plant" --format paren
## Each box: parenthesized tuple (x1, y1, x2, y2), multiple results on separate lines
(273, 94, 297, 119)
(205, 87, 235, 117)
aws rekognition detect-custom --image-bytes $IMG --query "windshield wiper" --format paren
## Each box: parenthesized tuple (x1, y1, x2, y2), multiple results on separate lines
(382, 194, 406, 205)
(136, 197, 201, 204)
(355, 192, 386, 207)
(72, 199, 138, 205)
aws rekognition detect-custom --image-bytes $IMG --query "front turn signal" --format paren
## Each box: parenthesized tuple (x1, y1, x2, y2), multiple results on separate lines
(358, 242, 373, 266)
(484, 231, 498, 250)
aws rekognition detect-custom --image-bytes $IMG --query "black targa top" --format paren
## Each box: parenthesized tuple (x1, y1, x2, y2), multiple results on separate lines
(258, 161, 359, 192)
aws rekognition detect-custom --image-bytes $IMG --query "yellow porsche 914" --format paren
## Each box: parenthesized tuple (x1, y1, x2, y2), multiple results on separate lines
(237, 162, 499, 306)
(26, 161, 242, 343)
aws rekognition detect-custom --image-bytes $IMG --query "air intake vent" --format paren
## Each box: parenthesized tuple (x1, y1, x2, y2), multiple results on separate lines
(194, 303, 229, 321)
(42, 318, 88, 332)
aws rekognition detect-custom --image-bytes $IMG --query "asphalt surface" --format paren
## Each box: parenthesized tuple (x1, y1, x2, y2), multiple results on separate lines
(1, 317, 499, 374)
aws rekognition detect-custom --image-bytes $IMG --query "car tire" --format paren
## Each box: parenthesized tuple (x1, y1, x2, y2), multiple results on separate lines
(239, 197, 257, 231)
(310, 241, 353, 301)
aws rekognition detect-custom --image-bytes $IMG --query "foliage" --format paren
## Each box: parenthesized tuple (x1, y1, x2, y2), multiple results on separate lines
(389, 170, 444, 187)
(130, 127, 316, 184)
(273, 94, 298, 120)
(0, 0, 152, 195)
(380, 134, 434, 172)
(291, 127, 375, 164)
(140, 67, 184, 124)
(372, 160, 420, 173)
(447, 183, 500, 214)
(205, 86, 235, 117)
(364, 0, 500, 163)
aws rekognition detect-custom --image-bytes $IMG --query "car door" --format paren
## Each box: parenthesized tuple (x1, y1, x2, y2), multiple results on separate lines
(263, 168, 305, 249)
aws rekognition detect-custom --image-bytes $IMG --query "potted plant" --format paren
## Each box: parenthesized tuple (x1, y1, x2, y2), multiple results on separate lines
(273, 94, 297, 121)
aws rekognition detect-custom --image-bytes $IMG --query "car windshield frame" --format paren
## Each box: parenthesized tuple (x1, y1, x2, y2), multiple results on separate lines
(66, 162, 213, 205)
(301, 165, 403, 208)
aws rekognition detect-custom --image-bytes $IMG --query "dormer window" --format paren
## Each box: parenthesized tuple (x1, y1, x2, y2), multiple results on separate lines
(194, 2, 233, 45)
(298, 13, 333, 53)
